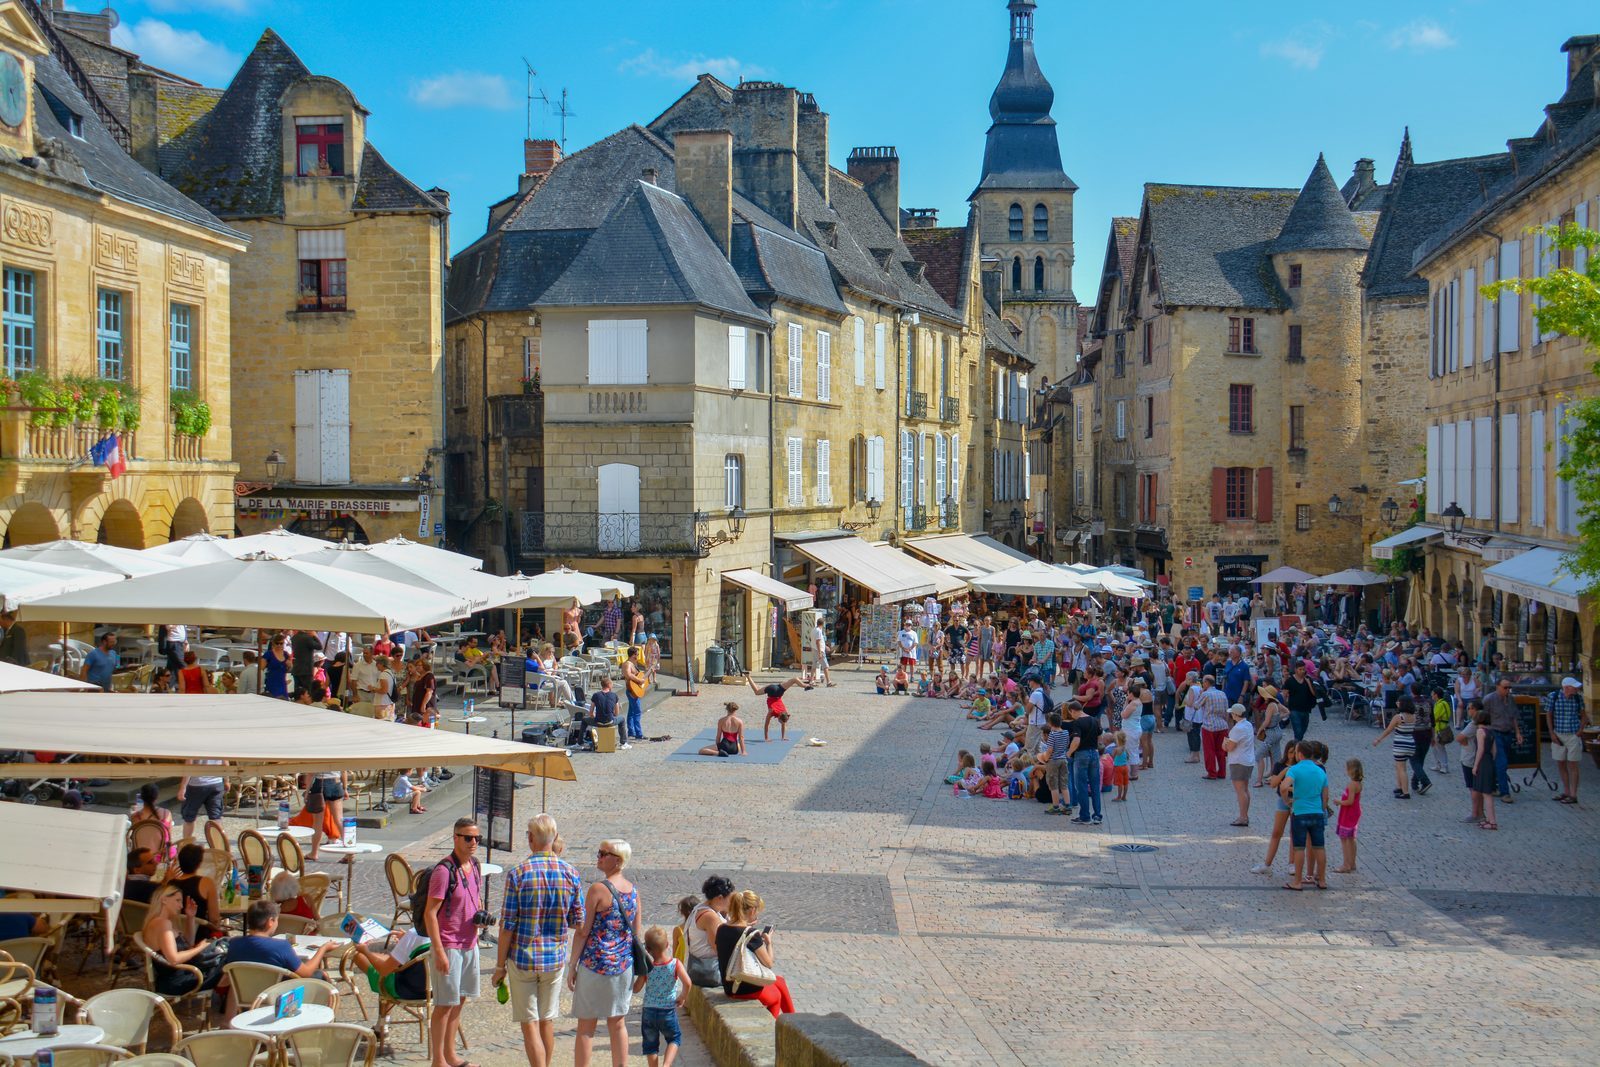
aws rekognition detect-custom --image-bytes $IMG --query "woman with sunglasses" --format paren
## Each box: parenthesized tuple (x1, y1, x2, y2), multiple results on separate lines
(264, 632, 291, 699)
(569, 840, 640, 1067)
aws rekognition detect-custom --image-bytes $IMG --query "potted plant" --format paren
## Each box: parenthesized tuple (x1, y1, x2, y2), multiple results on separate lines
(170, 389, 212, 437)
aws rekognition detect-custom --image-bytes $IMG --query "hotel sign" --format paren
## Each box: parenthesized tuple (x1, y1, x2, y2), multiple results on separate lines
(239, 495, 418, 514)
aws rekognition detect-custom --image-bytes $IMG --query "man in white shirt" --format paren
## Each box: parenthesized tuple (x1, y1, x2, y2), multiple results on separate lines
(1221, 596, 1242, 636)
(896, 626, 919, 670)
(350, 645, 379, 705)
(810, 618, 834, 688)
(237, 650, 262, 695)
(1025, 677, 1049, 751)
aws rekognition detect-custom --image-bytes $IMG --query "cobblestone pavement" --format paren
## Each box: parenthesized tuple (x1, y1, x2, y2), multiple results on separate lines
(220, 673, 1600, 1065)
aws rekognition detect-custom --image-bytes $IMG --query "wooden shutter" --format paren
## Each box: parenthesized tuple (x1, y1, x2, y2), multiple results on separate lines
(1210, 467, 1227, 523)
(817, 329, 831, 401)
(873, 323, 886, 389)
(587, 319, 616, 384)
(787, 437, 803, 506)
(293, 370, 323, 483)
(900, 431, 915, 517)
(916, 432, 927, 505)
(1473, 417, 1492, 520)
(854, 317, 866, 385)
(1255, 467, 1273, 523)
(1462, 266, 1476, 367)
(1498, 241, 1521, 353)
(1576, 202, 1591, 274)
(934, 433, 947, 501)
(597, 463, 642, 552)
(1440, 423, 1457, 514)
(1481, 255, 1496, 364)
(615, 320, 648, 384)
(787, 323, 803, 397)
(950, 432, 960, 501)
(319, 368, 351, 484)
(816, 439, 831, 504)
(1425, 424, 1440, 516)
(727, 326, 747, 390)
(1500, 413, 1519, 523)
(1446, 278, 1458, 372)
(867, 436, 883, 501)
(1556, 402, 1575, 534)
(1455, 419, 1473, 518)
(1530, 409, 1546, 526)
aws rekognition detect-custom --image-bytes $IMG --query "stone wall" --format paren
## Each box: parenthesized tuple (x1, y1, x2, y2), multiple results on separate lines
(1360, 294, 1428, 551)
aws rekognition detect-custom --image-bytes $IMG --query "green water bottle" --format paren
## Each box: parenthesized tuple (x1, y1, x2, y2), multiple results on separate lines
(496, 979, 509, 1005)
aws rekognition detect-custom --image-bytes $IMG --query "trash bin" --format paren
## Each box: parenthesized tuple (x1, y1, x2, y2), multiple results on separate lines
(704, 644, 726, 684)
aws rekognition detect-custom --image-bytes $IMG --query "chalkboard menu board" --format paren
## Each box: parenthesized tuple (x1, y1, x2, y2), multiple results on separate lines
(499, 658, 526, 709)
(859, 603, 900, 659)
(1506, 695, 1543, 770)
(472, 767, 516, 852)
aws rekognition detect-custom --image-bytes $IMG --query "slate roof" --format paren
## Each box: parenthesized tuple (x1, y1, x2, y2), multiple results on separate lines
(538, 181, 765, 321)
(499, 125, 675, 233)
(731, 220, 846, 314)
(160, 29, 441, 219)
(18, 49, 240, 240)
(975, 3, 1076, 194)
(1091, 216, 1137, 332)
(1271, 155, 1371, 253)
(901, 225, 971, 315)
(1362, 151, 1511, 298)
(1136, 185, 1300, 310)
(984, 304, 1028, 363)
(445, 228, 590, 322)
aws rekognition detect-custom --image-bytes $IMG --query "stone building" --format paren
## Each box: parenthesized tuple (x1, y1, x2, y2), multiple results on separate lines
(1064, 325, 1103, 564)
(0, 0, 244, 549)
(1410, 34, 1599, 704)
(970, 0, 1077, 552)
(141, 28, 448, 544)
(1085, 217, 1138, 566)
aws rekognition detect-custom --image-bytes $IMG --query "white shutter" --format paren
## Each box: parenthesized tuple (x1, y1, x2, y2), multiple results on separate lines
(787, 323, 803, 397)
(1481, 255, 1496, 364)
(1498, 241, 1521, 353)
(1530, 409, 1546, 527)
(1462, 266, 1476, 367)
(1576, 202, 1591, 274)
(816, 439, 832, 504)
(1425, 424, 1440, 517)
(995, 371, 1004, 421)
(900, 431, 915, 517)
(727, 326, 747, 390)
(867, 436, 883, 502)
(1447, 278, 1459, 372)
(951, 431, 961, 501)
(817, 329, 831, 401)
(293, 370, 324, 484)
(1115, 400, 1126, 439)
(1473, 417, 1492, 520)
(1439, 423, 1456, 515)
(916, 432, 927, 505)
(854, 317, 866, 386)
(587, 319, 616, 384)
(1024, 447, 1032, 501)
(934, 433, 948, 502)
(1455, 419, 1473, 518)
(319, 369, 351, 484)
(611, 320, 647, 385)
(1556, 402, 1576, 534)
(873, 323, 886, 389)
(1500, 413, 1519, 523)
(787, 437, 803, 506)
(1427, 290, 1439, 377)
(1540, 219, 1560, 342)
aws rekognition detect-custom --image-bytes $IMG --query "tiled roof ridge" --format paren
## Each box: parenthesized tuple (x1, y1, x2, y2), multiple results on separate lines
(356, 141, 446, 215)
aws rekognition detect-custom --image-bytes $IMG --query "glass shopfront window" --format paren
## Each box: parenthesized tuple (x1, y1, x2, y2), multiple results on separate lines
(580, 573, 673, 657)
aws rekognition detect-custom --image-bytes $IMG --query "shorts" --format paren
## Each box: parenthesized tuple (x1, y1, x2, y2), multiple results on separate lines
(1551, 732, 1584, 762)
(1140, 714, 1157, 732)
(1228, 764, 1252, 782)
(900, 656, 916, 668)
(507, 965, 562, 1023)
(312, 777, 345, 802)
(1335, 824, 1357, 840)
(180, 782, 224, 823)
(1462, 765, 1475, 791)
(1289, 813, 1326, 849)
(1112, 765, 1130, 787)
(641, 1006, 683, 1054)
(429, 946, 481, 1006)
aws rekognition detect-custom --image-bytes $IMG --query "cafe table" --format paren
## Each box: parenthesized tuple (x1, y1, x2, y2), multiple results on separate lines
(0, 1025, 106, 1056)
(318, 841, 384, 911)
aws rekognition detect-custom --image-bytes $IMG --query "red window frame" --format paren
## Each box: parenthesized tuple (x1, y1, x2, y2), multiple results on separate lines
(296, 122, 345, 177)
(1225, 467, 1252, 519)
(1229, 384, 1253, 434)
(1228, 316, 1256, 353)
(298, 258, 347, 311)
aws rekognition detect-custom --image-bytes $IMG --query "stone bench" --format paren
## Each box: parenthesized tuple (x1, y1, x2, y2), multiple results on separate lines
(776, 1013, 933, 1066)
(685, 984, 777, 1067)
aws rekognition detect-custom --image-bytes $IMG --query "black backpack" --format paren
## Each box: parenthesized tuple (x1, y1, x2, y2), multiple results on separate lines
(409, 854, 478, 928)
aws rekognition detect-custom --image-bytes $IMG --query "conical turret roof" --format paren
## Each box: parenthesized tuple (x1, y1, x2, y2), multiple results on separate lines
(1271, 154, 1370, 253)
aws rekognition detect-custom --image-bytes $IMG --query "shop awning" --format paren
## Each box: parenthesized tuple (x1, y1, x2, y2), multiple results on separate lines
(1370, 525, 1441, 560)
(0, 806, 127, 951)
(787, 536, 935, 604)
(903, 534, 1025, 575)
(1483, 547, 1585, 613)
(968, 560, 1091, 598)
(973, 535, 1032, 564)
(0, 693, 576, 781)
(870, 545, 969, 598)
(721, 569, 813, 611)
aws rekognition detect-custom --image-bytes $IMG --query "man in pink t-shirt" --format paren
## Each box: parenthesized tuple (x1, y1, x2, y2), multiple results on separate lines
(423, 817, 484, 1067)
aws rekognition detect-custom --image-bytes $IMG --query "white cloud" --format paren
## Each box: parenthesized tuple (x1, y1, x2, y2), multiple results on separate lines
(407, 72, 515, 111)
(111, 19, 239, 83)
(619, 48, 767, 83)
(1260, 37, 1325, 70)
(143, 0, 255, 14)
(1386, 19, 1457, 51)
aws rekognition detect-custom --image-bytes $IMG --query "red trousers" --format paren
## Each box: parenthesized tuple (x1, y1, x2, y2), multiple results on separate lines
(731, 976, 795, 1018)
(1202, 728, 1227, 778)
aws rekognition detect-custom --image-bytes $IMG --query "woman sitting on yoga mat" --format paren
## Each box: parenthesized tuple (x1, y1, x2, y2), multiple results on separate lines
(699, 702, 747, 757)
(745, 672, 812, 741)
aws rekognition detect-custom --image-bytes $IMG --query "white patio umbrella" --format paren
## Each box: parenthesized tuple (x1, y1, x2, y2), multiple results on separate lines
(0, 660, 97, 693)
(1306, 568, 1391, 586)
(296, 543, 524, 613)
(0, 558, 123, 611)
(1067, 568, 1148, 599)
(968, 560, 1091, 598)
(141, 532, 243, 566)
(365, 536, 483, 572)
(505, 567, 637, 609)
(0, 539, 179, 578)
(224, 527, 330, 558)
(1250, 565, 1317, 586)
(16, 552, 469, 633)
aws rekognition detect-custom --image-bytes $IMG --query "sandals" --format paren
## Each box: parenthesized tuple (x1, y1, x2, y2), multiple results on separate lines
(1478, 820, 1498, 830)
(1282, 882, 1304, 891)
(1559, 796, 1579, 805)
(1230, 819, 1249, 827)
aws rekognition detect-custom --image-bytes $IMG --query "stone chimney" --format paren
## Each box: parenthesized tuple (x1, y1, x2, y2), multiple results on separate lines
(127, 70, 159, 171)
(524, 138, 562, 177)
(796, 93, 829, 204)
(674, 129, 733, 257)
(1345, 158, 1375, 206)
(980, 255, 1002, 313)
(728, 83, 799, 228)
(902, 208, 939, 230)
(848, 147, 900, 238)
(1562, 35, 1600, 91)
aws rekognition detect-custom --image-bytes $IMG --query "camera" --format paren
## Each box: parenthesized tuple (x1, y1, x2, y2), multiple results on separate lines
(472, 909, 492, 927)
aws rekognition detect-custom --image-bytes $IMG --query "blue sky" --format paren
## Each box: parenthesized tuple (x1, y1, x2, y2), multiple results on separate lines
(103, 0, 1593, 303)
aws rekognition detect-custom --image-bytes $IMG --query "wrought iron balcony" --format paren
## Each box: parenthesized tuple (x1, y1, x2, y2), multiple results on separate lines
(940, 396, 960, 422)
(940, 501, 959, 528)
(904, 505, 928, 531)
(519, 510, 703, 558)
(489, 393, 543, 438)
(905, 390, 928, 419)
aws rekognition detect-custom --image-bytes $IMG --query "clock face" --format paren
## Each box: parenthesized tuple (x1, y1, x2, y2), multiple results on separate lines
(0, 53, 25, 130)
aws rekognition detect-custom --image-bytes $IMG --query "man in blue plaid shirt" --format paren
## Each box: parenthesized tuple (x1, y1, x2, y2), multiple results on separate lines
(1543, 677, 1586, 805)
(492, 813, 583, 1065)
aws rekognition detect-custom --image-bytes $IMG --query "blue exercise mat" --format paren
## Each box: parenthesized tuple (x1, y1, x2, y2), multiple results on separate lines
(666, 730, 797, 764)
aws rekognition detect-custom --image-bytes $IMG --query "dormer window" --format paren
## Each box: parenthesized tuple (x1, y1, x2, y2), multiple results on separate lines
(295, 117, 345, 177)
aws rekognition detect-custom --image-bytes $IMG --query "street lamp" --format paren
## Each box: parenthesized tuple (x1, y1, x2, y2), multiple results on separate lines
(264, 448, 287, 482)
(727, 506, 747, 539)
(1009, 507, 1021, 529)
(1379, 497, 1401, 527)
(1326, 493, 1344, 516)
(1441, 502, 1466, 535)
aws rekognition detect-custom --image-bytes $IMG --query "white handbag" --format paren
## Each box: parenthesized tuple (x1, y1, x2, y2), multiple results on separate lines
(726, 926, 776, 991)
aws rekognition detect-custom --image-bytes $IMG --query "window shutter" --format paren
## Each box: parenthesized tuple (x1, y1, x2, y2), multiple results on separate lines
(1541, 220, 1561, 342)
(873, 323, 886, 389)
(916, 432, 927, 505)
(817, 329, 831, 401)
(1556, 402, 1575, 534)
(816, 439, 832, 504)
(1481, 255, 1496, 364)
(934, 434, 947, 501)
(319, 369, 351, 484)
(1425, 423, 1440, 516)
(900, 431, 915, 516)
(1473, 417, 1492, 520)
(854, 317, 866, 385)
(1455, 420, 1473, 517)
(587, 319, 615, 384)
(1447, 278, 1459, 372)
(1500, 413, 1519, 523)
(1210, 467, 1227, 523)
(1024, 447, 1032, 501)
(293, 370, 324, 483)
(787, 437, 803, 506)
(1427, 291, 1438, 377)
(1530, 409, 1546, 526)
(867, 436, 881, 501)
(1255, 467, 1273, 523)
(1498, 241, 1521, 353)
(1440, 422, 1457, 515)
(614, 320, 648, 384)
(1462, 267, 1476, 367)
(728, 326, 747, 390)
(787, 323, 803, 397)
(950, 432, 960, 501)
(1576, 203, 1591, 273)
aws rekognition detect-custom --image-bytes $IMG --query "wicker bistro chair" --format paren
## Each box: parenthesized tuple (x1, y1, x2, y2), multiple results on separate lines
(221, 961, 297, 1017)
(130, 933, 210, 1031)
(274, 915, 319, 937)
(298, 873, 333, 918)
(251, 978, 338, 1012)
(283, 1022, 377, 1067)
(236, 830, 275, 888)
(370, 948, 466, 1060)
(276, 832, 306, 877)
(173, 1030, 273, 1067)
(382, 855, 415, 931)
(81, 987, 182, 1054)
(202, 823, 229, 856)
(128, 820, 172, 863)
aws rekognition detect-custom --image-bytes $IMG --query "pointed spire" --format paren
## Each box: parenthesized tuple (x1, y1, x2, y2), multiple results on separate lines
(974, 0, 1075, 196)
(1272, 154, 1370, 254)
(1391, 126, 1414, 182)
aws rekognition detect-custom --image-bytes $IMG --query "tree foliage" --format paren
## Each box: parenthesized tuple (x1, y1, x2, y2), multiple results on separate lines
(1482, 221, 1600, 593)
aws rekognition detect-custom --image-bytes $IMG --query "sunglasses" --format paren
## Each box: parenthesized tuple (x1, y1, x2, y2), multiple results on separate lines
(598, 849, 619, 859)
(456, 833, 481, 843)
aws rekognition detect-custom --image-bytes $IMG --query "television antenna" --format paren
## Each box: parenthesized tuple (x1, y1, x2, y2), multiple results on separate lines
(521, 61, 576, 151)
(549, 88, 575, 152)
(522, 58, 537, 140)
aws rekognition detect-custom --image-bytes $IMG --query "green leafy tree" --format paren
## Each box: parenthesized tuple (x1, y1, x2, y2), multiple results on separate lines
(1483, 220, 1600, 592)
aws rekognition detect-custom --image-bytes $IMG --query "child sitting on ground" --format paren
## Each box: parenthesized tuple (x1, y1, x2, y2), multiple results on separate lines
(958, 676, 983, 702)
(977, 756, 1007, 799)
(391, 768, 428, 813)
(1007, 756, 1035, 798)
(942, 671, 963, 698)
(955, 758, 986, 796)
(875, 668, 890, 695)
(968, 689, 992, 719)
(892, 666, 910, 695)
(946, 750, 975, 785)
(913, 671, 933, 697)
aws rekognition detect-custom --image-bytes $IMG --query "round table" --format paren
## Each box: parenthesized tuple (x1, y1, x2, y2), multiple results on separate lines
(279, 933, 343, 960)
(449, 715, 488, 736)
(481, 862, 503, 877)
(0, 1025, 106, 1055)
(231, 1002, 335, 1035)
(318, 841, 384, 911)
(255, 824, 315, 840)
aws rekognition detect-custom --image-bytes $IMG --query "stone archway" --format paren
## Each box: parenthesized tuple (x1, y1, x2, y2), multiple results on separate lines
(96, 499, 145, 549)
(2, 501, 60, 548)
(170, 498, 209, 540)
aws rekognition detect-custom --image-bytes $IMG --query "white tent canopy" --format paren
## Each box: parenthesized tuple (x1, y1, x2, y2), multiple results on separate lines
(0, 539, 179, 578)
(295, 543, 525, 613)
(1067, 568, 1148, 599)
(364, 536, 483, 572)
(968, 560, 1091, 598)
(870, 544, 969, 598)
(0, 693, 576, 781)
(903, 533, 1026, 575)
(0, 660, 97, 693)
(0, 557, 123, 611)
(505, 567, 637, 610)
(0, 806, 127, 950)
(720, 569, 813, 612)
(16, 554, 469, 633)
(1250, 565, 1318, 585)
(140, 532, 243, 566)
(1307, 568, 1392, 587)
(225, 527, 330, 558)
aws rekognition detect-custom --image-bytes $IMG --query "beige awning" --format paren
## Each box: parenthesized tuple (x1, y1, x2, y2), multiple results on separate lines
(903, 533, 1026, 575)
(0, 693, 576, 781)
(0, 806, 127, 950)
(967, 560, 1092, 598)
(869, 544, 969, 599)
(720, 569, 813, 611)
(0, 661, 97, 694)
(787, 536, 935, 604)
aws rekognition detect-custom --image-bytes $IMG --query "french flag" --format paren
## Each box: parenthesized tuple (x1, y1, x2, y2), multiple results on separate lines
(90, 433, 127, 478)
